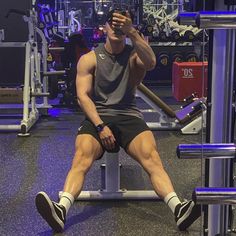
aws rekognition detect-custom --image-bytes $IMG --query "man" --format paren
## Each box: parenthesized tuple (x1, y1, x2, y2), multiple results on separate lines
(35, 9, 201, 233)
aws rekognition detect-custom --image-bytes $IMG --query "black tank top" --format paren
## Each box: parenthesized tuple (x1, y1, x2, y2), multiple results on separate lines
(93, 44, 142, 118)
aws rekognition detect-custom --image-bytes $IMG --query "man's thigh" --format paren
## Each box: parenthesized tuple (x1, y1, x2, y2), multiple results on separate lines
(125, 130, 160, 164)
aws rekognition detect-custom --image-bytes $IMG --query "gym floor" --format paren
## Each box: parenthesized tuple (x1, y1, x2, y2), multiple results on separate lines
(0, 86, 204, 236)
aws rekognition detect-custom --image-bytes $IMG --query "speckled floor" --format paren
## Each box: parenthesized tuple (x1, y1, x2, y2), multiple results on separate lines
(0, 87, 205, 236)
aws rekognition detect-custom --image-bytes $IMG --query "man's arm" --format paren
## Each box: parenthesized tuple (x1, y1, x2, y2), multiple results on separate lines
(76, 51, 103, 127)
(128, 29, 156, 71)
(112, 12, 156, 71)
(76, 52, 116, 150)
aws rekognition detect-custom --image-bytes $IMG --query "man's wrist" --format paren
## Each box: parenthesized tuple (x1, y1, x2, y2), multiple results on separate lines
(95, 123, 106, 132)
(127, 27, 138, 38)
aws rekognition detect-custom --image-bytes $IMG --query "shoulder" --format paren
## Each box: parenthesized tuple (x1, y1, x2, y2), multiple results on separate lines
(79, 50, 96, 62)
(77, 50, 96, 71)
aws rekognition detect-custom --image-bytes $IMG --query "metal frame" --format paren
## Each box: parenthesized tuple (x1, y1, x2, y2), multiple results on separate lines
(136, 85, 206, 134)
(60, 152, 160, 200)
(178, 1, 236, 234)
(0, 10, 51, 136)
(0, 41, 39, 135)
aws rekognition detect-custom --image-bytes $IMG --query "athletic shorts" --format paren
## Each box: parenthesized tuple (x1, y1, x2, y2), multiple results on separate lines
(77, 115, 150, 158)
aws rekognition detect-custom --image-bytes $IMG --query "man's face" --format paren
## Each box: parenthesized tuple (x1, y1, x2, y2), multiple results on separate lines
(104, 22, 126, 42)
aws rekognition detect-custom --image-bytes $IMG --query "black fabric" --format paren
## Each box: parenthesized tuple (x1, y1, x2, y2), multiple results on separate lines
(77, 115, 150, 158)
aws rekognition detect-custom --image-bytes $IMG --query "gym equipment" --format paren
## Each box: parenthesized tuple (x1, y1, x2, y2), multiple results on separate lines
(137, 83, 206, 134)
(185, 51, 198, 62)
(60, 151, 160, 200)
(177, 4, 236, 235)
(0, 5, 52, 136)
(170, 27, 181, 41)
(0, 29, 4, 41)
(172, 61, 207, 101)
(177, 143, 236, 159)
(171, 51, 184, 62)
(193, 187, 236, 205)
(178, 11, 236, 29)
(157, 52, 170, 67)
(177, 12, 197, 26)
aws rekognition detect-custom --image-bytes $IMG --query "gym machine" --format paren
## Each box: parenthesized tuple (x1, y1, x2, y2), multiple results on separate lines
(0, 3, 51, 136)
(137, 83, 206, 134)
(177, 2, 236, 235)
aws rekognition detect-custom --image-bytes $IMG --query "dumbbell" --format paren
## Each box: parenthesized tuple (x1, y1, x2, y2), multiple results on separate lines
(144, 25, 154, 37)
(147, 14, 156, 26)
(200, 53, 208, 62)
(158, 29, 169, 41)
(180, 26, 195, 41)
(158, 52, 170, 67)
(172, 51, 184, 63)
(137, 24, 153, 37)
(170, 28, 181, 41)
(185, 52, 199, 62)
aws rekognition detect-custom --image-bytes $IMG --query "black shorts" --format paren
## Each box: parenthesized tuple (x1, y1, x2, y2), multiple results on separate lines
(77, 115, 150, 157)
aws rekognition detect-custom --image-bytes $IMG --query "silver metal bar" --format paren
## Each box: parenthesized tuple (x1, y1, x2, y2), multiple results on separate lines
(48, 47, 65, 51)
(22, 42, 31, 122)
(196, 11, 236, 29)
(178, 11, 236, 29)
(31, 92, 50, 97)
(193, 188, 236, 205)
(59, 190, 160, 200)
(0, 42, 26, 47)
(177, 12, 197, 26)
(146, 122, 181, 130)
(177, 143, 236, 159)
(43, 70, 65, 76)
(0, 125, 21, 131)
(105, 152, 120, 192)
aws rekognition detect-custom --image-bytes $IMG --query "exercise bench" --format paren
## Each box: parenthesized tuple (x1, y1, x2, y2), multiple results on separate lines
(60, 151, 160, 201)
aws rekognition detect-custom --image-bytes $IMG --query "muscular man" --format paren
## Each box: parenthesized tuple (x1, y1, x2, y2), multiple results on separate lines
(35, 9, 201, 233)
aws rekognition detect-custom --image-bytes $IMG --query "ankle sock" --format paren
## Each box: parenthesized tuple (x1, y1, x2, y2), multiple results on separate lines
(59, 192, 75, 215)
(164, 192, 181, 214)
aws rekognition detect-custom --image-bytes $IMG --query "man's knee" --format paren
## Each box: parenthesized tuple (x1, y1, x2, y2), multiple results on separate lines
(71, 135, 103, 173)
(141, 149, 164, 174)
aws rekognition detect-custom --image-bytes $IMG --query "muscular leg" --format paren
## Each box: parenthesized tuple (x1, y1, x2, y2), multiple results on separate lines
(35, 134, 103, 232)
(63, 134, 104, 198)
(126, 130, 201, 231)
(126, 130, 174, 199)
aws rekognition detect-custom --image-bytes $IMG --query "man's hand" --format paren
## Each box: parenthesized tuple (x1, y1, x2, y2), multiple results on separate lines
(99, 126, 116, 151)
(112, 11, 135, 35)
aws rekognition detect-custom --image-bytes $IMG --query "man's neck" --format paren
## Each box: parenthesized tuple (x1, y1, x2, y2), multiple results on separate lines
(104, 39, 125, 55)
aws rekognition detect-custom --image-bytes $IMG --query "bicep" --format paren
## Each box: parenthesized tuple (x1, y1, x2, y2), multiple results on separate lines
(76, 54, 95, 98)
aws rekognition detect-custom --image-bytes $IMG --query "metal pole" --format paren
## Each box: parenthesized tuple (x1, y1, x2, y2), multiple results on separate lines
(194, 187, 236, 205)
(207, 1, 235, 235)
(177, 143, 236, 159)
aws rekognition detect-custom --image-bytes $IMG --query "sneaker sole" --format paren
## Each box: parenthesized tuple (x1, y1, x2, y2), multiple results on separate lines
(177, 202, 201, 231)
(35, 192, 64, 232)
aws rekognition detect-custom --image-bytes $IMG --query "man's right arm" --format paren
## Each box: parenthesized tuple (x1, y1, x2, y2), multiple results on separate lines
(76, 51, 116, 150)
(76, 51, 103, 127)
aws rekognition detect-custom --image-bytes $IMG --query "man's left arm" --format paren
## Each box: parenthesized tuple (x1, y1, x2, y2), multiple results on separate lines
(112, 11, 156, 71)
(128, 29, 156, 71)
